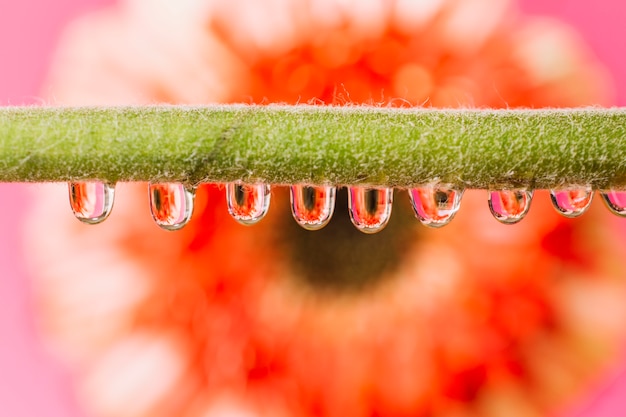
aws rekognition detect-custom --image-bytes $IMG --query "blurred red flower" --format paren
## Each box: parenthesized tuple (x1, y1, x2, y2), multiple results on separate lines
(26, 1, 626, 417)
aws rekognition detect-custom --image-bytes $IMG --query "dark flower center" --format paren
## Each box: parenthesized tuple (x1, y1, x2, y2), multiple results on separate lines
(278, 188, 420, 293)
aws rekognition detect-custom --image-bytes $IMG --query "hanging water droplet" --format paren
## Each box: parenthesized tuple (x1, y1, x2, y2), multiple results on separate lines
(290, 185, 336, 231)
(348, 187, 393, 234)
(149, 183, 195, 231)
(550, 187, 593, 218)
(488, 189, 533, 225)
(226, 183, 271, 225)
(68, 181, 115, 224)
(408, 185, 463, 228)
(601, 190, 626, 217)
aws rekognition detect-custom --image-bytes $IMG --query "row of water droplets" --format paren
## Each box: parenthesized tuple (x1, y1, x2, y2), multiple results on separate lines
(68, 181, 626, 233)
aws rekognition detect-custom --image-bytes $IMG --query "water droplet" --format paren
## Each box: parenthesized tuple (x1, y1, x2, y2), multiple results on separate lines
(408, 185, 463, 228)
(68, 181, 115, 224)
(290, 185, 336, 230)
(550, 188, 593, 218)
(149, 183, 195, 230)
(488, 189, 533, 225)
(348, 187, 393, 234)
(601, 190, 626, 217)
(226, 183, 271, 225)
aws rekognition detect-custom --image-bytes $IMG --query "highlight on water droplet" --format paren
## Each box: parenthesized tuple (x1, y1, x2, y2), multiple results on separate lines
(290, 185, 336, 231)
(149, 183, 195, 231)
(488, 189, 533, 225)
(408, 185, 463, 228)
(601, 190, 626, 217)
(68, 181, 115, 224)
(226, 183, 271, 225)
(550, 187, 593, 218)
(348, 187, 393, 234)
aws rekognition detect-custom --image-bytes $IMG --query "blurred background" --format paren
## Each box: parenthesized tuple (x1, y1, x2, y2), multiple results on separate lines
(2, 0, 626, 416)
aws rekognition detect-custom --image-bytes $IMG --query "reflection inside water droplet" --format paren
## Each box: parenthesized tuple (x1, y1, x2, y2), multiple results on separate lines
(68, 181, 115, 224)
(601, 190, 626, 217)
(408, 185, 463, 228)
(348, 187, 393, 234)
(226, 183, 271, 225)
(550, 188, 593, 218)
(488, 189, 533, 225)
(290, 185, 336, 230)
(149, 183, 195, 230)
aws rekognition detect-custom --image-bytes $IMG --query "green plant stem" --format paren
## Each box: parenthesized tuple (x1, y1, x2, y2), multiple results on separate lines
(1, 105, 625, 189)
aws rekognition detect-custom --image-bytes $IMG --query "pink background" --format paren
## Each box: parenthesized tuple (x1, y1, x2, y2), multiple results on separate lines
(1, 1, 626, 416)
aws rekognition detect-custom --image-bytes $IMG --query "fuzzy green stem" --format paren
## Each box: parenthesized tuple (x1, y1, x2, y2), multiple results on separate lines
(1, 105, 625, 189)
